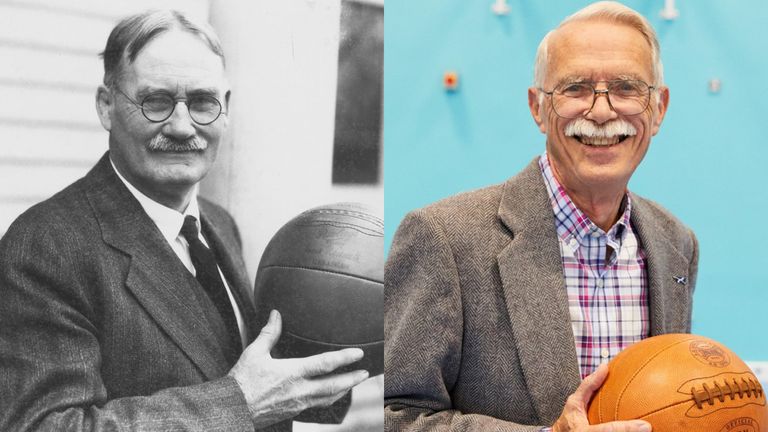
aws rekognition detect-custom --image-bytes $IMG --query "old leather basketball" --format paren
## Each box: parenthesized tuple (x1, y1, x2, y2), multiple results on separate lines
(587, 334, 767, 431)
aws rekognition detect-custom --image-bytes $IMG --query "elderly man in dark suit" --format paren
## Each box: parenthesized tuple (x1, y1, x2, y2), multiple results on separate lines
(0, 10, 368, 432)
(385, 2, 698, 432)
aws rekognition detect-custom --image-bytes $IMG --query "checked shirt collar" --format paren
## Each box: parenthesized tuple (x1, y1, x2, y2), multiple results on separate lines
(538, 153, 632, 267)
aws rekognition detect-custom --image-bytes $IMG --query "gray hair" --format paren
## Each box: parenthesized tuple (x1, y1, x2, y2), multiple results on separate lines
(533, 1, 663, 90)
(100, 10, 225, 88)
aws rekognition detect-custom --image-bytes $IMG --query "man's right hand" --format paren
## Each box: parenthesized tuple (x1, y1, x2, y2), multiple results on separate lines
(551, 364, 652, 432)
(228, 310, 369, 429)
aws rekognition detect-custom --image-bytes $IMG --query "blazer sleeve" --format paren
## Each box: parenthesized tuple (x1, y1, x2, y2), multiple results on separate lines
(384, 210, 544, 432)
(0, 222, 255, 432)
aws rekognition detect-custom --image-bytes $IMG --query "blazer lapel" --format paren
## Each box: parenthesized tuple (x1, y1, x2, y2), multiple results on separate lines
(630, 195, 693, 335)
(495, 160, 581, 423)
(84, 154, 229, 380)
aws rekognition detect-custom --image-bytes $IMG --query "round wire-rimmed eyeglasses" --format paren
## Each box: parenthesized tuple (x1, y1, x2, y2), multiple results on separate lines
(113, 87, 226, 125)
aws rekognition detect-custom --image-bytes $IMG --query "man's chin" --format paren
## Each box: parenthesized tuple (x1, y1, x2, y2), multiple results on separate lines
(577, 165, 633, 189)
(148, 163, 211, 186)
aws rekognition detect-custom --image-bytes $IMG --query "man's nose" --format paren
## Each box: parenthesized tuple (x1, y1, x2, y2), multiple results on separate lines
(585, 89, 618, 124)
(162, 101, 196, 139)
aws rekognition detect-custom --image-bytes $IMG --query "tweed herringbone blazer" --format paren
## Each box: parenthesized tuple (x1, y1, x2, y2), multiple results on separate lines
(0, 153, 292, 431)
(384, 159, 699, 431)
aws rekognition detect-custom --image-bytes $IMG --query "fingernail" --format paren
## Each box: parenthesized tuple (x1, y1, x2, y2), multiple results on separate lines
(349, 348, 364, 360)
(269, 310, 279, 323)
(633, 421, 651, 432)
(357, 370, 369, 380)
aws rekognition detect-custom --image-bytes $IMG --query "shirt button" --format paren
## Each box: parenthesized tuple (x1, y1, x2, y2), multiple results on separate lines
(569, 238, 578, 248)
(601, 349, 610, 359)
(596, 279, 604, 288)
(591, 230, 601, 238)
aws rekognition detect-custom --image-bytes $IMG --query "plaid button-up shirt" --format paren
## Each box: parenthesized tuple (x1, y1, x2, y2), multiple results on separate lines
(539, 154, 649, 379)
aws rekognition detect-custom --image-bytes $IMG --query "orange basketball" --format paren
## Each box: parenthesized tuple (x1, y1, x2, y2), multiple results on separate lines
(587, 334, 767, 431)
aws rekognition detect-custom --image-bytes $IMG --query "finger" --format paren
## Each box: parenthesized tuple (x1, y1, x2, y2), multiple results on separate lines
(309, 389, 355, 409)
(248, 310, 282, 355)
(592, 419, 651, 432)
(306, 369, 370, 400)
(573, 363, 610, 406)
(299, 348, 364, 376)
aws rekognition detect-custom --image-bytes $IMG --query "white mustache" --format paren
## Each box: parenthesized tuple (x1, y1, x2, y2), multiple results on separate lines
(147, 133, 207, 152)
(564, 118, 637, 138)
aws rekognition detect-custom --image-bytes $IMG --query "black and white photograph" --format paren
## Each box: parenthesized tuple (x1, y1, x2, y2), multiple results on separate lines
(0, 1, 383, 431)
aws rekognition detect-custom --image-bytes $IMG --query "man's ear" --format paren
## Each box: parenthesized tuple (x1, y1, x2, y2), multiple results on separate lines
(223, 89, 231, 112)
(528, 87, 547, 134)
(651, 86, 669, 136)
(95, 85, 113, 131)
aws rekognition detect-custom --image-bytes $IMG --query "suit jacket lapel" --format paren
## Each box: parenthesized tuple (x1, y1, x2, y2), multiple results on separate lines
(495, 160, 581, 423)
(84, 154, 229, 380)
(630, 195, 693, 335)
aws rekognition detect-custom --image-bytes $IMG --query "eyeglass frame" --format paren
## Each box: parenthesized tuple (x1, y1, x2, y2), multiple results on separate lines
(538, 79, 657, 119)
(111, 86, 227, 126)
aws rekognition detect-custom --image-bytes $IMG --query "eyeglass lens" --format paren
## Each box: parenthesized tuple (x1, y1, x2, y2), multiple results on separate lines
(551, 80, 650, 118)
(141, 93, 222, 125)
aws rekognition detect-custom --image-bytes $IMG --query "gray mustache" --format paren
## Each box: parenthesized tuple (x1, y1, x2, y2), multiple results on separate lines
(147, 134, 207, 152)
(564, 118, 637, 138)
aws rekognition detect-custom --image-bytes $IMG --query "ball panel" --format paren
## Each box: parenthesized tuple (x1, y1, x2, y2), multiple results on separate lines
(588, 334, 697, 423)
(273, 328, 384, 376)
(614, 336, 702, 420)
(254, 266, 383, 345)
(258, 204, 384, 283)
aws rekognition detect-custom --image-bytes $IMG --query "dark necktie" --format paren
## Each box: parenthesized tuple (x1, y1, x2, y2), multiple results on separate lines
(180, 215, 242, 361)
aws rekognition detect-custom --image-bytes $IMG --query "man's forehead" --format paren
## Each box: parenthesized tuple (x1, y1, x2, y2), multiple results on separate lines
(130, 30, 224, 67)
(124, 30, 227, 92)
(546, 20, 654, 83)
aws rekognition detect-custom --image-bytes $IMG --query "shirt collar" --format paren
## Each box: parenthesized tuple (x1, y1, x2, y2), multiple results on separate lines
(110, 158, 200, 243)
(538, 153, 632, 246)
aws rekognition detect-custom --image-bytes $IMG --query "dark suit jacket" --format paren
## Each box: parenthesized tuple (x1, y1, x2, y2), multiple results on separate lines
(384, 159, 699, 431)
(0, 153, 292, 431)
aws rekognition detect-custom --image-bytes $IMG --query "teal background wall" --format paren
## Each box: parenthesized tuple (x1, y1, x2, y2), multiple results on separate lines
(384, 1, 768, 362)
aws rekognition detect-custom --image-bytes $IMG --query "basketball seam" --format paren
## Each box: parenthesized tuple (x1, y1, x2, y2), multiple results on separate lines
(294, 220, 383, 237)
(299, 209, 384, 228)
(614, 336, 698, 420)
(284, 330, 383, 347)
(637, 398, 692, 421)
(258, 264, 383, 285)
(636, 395, 767, 421)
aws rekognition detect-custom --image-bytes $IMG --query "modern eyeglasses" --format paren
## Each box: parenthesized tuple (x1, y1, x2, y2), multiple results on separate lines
(113, 87, 225, 125)
(539, 80, 655, 119)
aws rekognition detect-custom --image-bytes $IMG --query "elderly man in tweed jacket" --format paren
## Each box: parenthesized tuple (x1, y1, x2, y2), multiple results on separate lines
(385, 2, 698, 432)
(0, 10, 367, 432)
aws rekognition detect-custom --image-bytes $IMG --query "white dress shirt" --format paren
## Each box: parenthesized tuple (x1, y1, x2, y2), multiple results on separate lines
(110, 160, 248, 348)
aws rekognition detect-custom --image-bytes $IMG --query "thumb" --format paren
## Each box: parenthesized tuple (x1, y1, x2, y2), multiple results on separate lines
(574, 363, 610, 407)
(250, 309, 282, 354)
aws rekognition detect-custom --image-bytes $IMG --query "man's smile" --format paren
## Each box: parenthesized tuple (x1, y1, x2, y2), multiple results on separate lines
(572, 134, 631, 146)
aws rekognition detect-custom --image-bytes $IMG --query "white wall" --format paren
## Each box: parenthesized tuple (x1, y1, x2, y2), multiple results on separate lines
(205, 0, 383, 279)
